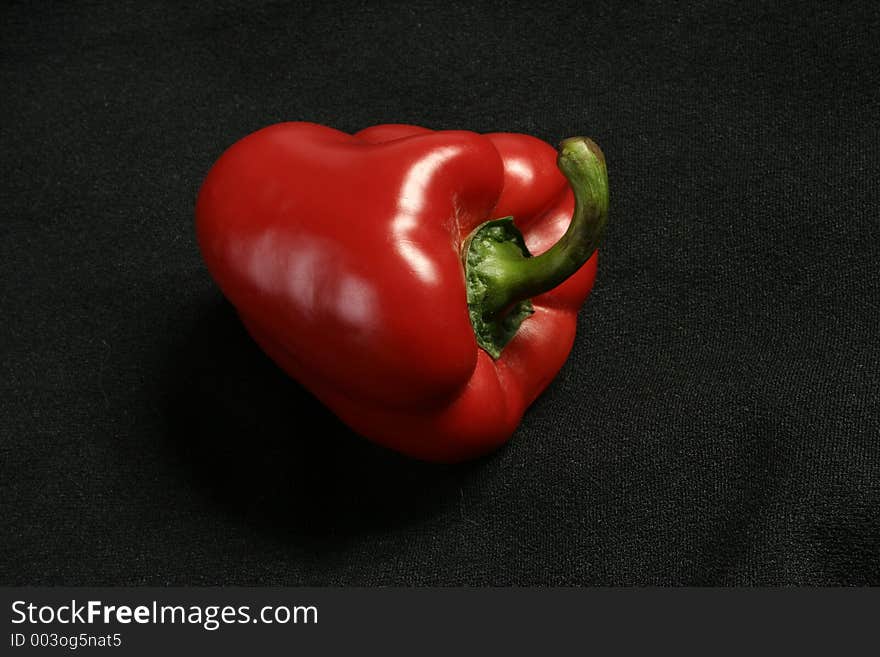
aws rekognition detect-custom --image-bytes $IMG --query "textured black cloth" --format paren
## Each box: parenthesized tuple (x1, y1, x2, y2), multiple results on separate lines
(2, 1, 878, 586)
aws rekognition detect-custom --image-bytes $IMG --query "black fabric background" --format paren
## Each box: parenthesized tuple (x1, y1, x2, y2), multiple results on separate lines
(2, 1, 878, 585)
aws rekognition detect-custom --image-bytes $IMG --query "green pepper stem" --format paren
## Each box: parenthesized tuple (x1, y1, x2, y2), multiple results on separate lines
(463, 136, 609, 357)
(519, 137, 608, 293)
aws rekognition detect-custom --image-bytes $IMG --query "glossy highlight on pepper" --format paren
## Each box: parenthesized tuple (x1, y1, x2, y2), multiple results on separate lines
(196, 123, 608, 462)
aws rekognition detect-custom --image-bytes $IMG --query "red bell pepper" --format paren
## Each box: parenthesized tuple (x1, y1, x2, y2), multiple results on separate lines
(196, 123, 608, 462)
